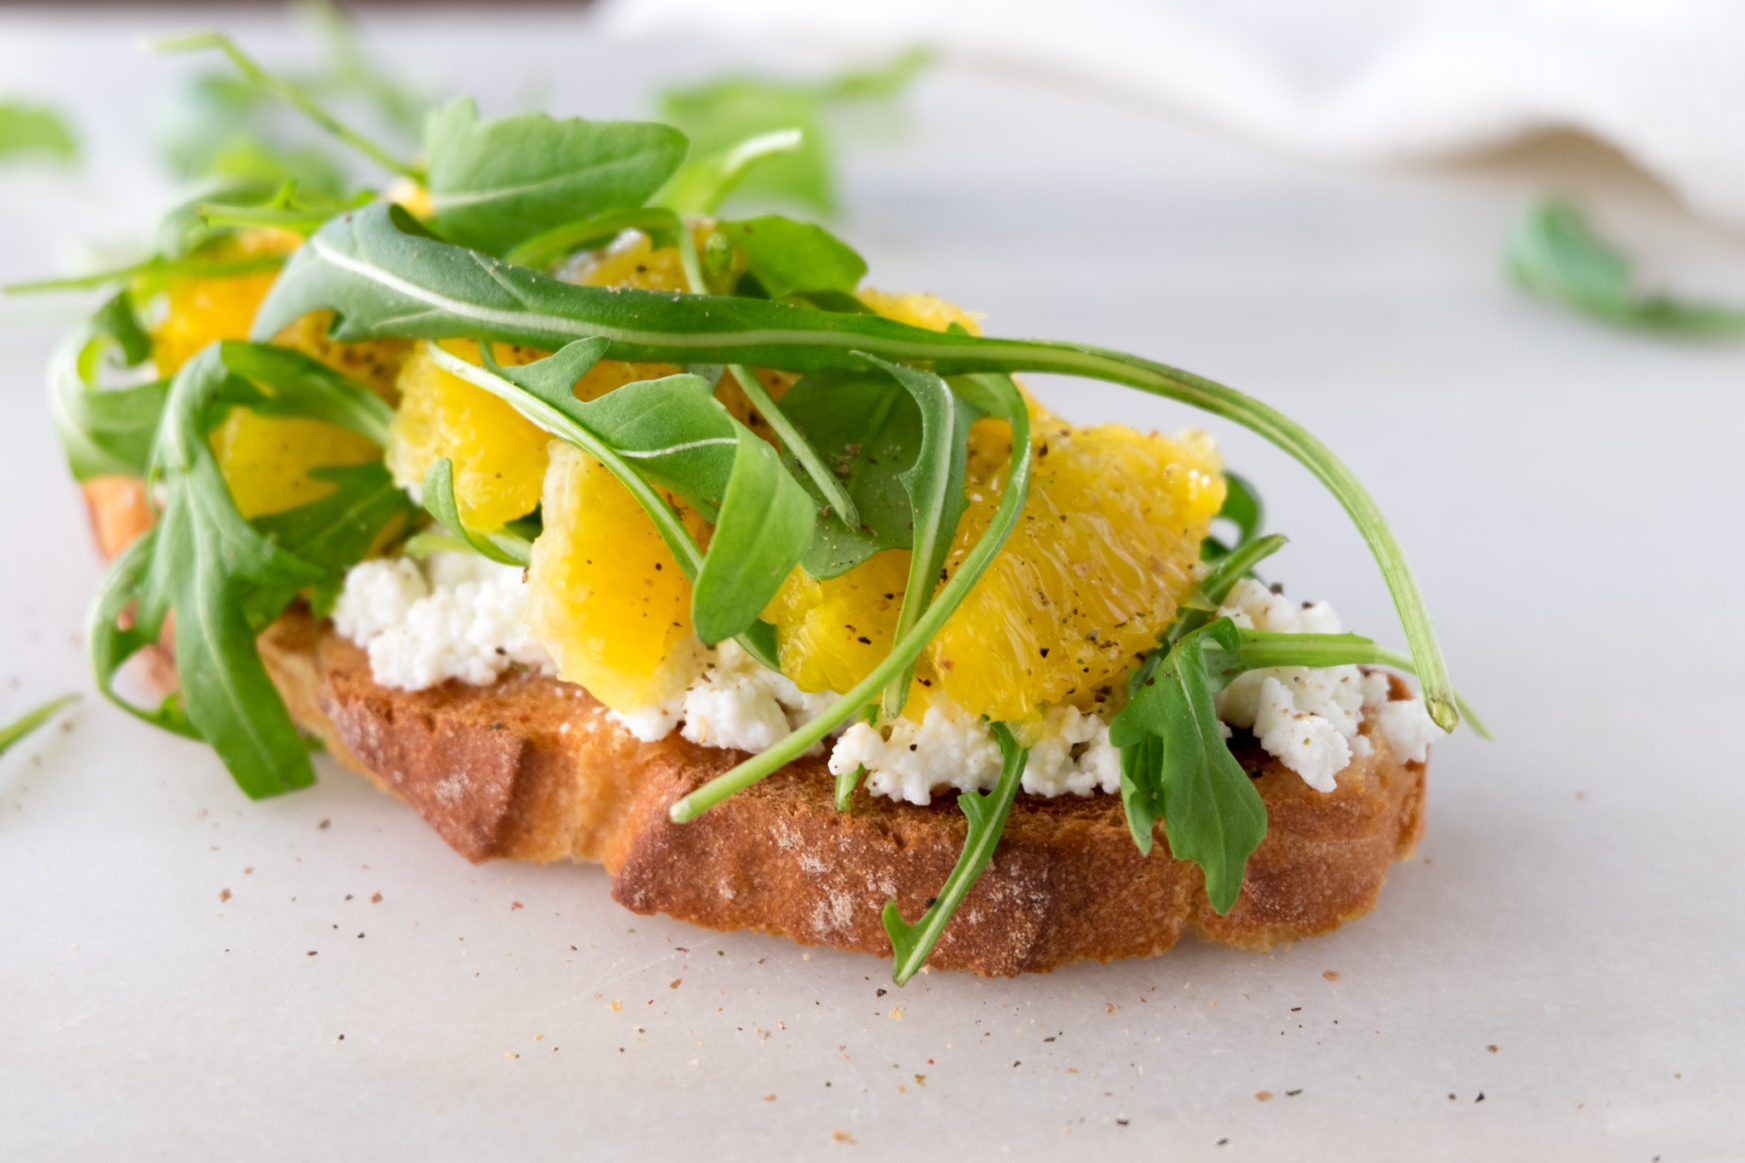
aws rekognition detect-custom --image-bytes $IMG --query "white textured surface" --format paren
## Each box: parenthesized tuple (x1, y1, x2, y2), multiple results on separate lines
(2, 9, 1743, 1162)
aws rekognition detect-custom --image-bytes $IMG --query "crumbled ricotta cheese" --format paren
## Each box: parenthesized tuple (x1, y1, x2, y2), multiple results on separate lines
(332, 555, 1440, 801)
(1214, 578, 1442, 790)
(332, 552, 554, 690)
(827, 697, 1122, 805)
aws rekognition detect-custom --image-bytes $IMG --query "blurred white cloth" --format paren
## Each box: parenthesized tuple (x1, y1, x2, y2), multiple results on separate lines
(602, 0, 1745, 226)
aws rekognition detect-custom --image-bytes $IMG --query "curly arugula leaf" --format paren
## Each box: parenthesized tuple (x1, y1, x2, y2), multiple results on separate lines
(0, 694, 79, 760)
(1108, 619, 1267, 912)
(1508, 198, 1745, 337)
(1112, 615, 1472, 913)
(882, 722, 1028, 985)
(423, 97, 687, 256)
(0, 102, 77, 164)
(657, 48, 929, 214)
(428, 338, 812, 653)
(655, 128, 803, 217)
(256, 202, 1462, 734)
(718, 215, 867, 301)
(90, 341, 399, 797)
(419, 458, 531, 567)
(49, 291, 166, 482)
(670, 371, 1033, 822)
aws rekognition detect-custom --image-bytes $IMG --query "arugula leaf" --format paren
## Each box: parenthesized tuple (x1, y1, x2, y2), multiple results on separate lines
(259, 204, 1462, 733)
(423, 97, 687, 256)
(49, 291, 167, 482)
(1507, 198, 1745, 337)
(657, 48, 929, 214)
(420, 458, 532, 567)
(254, 461, 416, 616)
(197, 181, 376, 236)
(0, 102, 77, 164)
(882, 722, 1028, 985)
(718, 215, 867, 300)
(691, 425, 818, 645)
(655, 128, 803, 217)
(1111, 615, 1470, 913)
(429, 339, 812, 652)
(669, 371, 1033, 822)
(779, 370, 920, 578)
(858, 356, 979, 717)
(0, 694, 78, 760)
(1108, 619, 1266, 913)
(91, 341, 400, 797)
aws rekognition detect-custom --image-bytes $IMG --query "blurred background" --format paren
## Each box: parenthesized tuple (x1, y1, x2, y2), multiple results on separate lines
(3, 3, 1742, 1159)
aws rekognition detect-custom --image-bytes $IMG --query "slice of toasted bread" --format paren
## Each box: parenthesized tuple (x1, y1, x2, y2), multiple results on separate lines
(84, 478, 1427, 976)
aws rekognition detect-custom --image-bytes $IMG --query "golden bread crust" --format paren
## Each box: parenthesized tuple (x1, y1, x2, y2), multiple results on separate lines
(84, 478, 1427, 976)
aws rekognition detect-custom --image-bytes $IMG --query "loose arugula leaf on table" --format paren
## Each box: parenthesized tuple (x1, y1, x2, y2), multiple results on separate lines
(657, 48, 929, 215)
(0, 102, 77, 164)
(420, 458, 532, 567)
(422, 97, 688, 256)
(49, 291, 167, 482)
(427, 338, 813, 653)
(90, 341, 401, 798)
(882, 722, 1028, 986)
(0, 694, 79, 760)
(255, 201, 1463, 736)
(717, 215, 867, 300)
(1507, 198, 1745, 337)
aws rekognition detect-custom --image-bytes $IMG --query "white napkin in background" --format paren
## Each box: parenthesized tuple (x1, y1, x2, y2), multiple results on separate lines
(602, 0, 1745, 228)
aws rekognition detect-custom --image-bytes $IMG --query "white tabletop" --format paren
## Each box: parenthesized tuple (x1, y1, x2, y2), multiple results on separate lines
(1, 9, 1741, 1161)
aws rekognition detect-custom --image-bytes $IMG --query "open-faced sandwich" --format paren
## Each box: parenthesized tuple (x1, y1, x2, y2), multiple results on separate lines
(35, 37, 1480, 982)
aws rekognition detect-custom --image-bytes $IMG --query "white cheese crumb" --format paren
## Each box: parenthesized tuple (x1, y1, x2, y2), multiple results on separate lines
(1214, 578, 1442, 789)
(1375, 696, 1441, 763)
(332, 553, 554, 690)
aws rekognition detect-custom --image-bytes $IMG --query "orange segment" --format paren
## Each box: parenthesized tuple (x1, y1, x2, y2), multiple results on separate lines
(526, 442, 697, 711)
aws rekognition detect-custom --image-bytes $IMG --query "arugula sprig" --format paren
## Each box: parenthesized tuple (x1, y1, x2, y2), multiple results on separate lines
(883, 722, 1029, 985)
(0, 695, 79, 760)
(1508, 198, 1745, 337)
(89, 340, 409, 797)
(0, 102, 78, 165)
(252, 202, 1462, 736)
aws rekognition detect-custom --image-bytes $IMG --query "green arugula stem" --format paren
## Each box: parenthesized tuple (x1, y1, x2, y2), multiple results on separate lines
(6, 253, 284, 295)
(834, 762, 867, 811)
(197, 192, 373, 234)
(152, 33, 424, 182)
(665, 215, 862, 529)
(882, 722, 1027, 986)
(0, 693, 79, 759)
(668, 380, 1032, 823)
